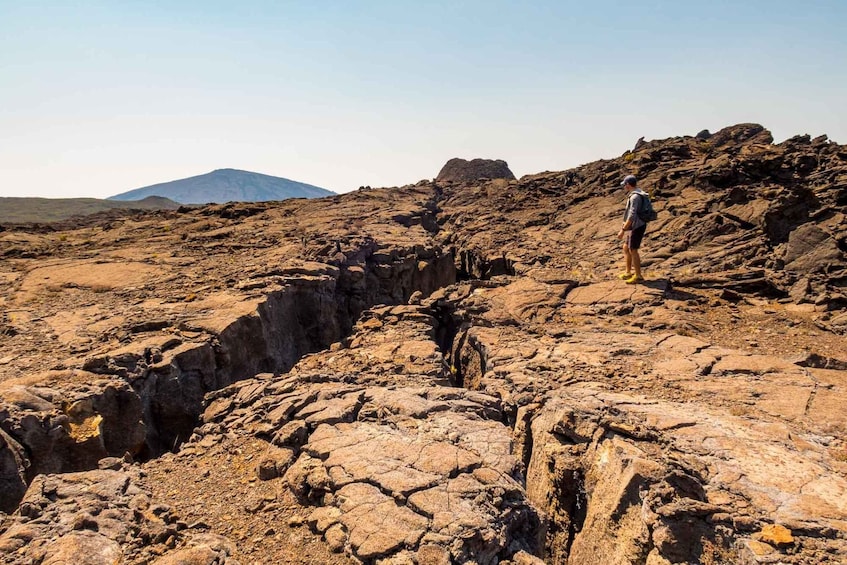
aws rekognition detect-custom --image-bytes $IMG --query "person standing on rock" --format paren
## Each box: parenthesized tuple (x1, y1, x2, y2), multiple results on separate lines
(617, 174, 648, 284)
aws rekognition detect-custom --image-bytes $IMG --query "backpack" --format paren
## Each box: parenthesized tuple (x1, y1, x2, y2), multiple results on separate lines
(637, 192, 658, 222)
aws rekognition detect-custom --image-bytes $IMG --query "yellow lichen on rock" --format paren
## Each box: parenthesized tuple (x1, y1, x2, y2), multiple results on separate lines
(69, 414, 103, 443)
(62, 398, 105, 442)
(758, 524, 794, 547)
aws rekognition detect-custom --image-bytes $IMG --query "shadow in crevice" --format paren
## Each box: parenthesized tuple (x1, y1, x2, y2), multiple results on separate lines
(456, 247, 517, 281)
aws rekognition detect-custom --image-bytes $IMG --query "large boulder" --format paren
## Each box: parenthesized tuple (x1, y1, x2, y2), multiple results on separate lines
(436, 158, 515, 183)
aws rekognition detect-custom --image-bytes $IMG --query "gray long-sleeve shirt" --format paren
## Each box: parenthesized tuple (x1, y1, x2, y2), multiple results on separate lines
(623, 189, 648, 230)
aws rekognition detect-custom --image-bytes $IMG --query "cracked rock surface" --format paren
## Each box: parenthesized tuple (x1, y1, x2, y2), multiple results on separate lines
(1, 123, 846, 563)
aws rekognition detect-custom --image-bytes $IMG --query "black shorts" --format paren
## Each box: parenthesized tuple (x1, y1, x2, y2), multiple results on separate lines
(626, 225, 646, 250)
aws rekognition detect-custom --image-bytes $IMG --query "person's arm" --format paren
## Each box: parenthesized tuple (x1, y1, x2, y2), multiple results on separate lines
(618, 218, 632, 236)
(618, 194, 637, 237)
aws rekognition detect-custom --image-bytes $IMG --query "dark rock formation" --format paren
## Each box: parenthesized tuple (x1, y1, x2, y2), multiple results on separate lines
(0, 429, 27, 514)
(436, 158, 516, 183)
(0, 378, 146, 512)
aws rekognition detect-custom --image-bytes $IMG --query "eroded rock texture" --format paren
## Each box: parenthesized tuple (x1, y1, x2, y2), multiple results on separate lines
(1, 124, 846, 563)
(194, 305, 542, 563)
(0, 467, 239, 564)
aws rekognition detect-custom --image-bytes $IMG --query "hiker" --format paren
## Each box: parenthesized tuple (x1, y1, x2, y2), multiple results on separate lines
(617, 174, 649, 284)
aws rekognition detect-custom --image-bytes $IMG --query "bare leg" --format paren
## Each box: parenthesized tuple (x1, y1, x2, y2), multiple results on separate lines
(631, 248, 641, 278)
(623, 242, 632, 274)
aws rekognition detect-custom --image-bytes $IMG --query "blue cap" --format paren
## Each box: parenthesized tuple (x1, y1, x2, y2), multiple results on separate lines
(621, 175, 637, 186)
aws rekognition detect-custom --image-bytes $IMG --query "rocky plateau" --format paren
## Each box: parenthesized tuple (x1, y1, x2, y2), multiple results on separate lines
(0, 123, 846, 564)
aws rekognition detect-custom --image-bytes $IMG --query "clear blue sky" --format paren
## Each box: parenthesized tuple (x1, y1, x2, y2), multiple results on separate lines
(1, 1, 845, 198)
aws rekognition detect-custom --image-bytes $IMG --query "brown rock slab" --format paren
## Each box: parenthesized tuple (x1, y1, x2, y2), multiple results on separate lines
(41, 531, 122, 565)
(335, 482, 428, 560)
(565, 280, 666, 306)
(416, 544, 451, 565)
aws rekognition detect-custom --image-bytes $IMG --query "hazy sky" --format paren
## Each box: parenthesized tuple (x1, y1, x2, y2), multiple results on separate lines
(2, 1, 845, 198)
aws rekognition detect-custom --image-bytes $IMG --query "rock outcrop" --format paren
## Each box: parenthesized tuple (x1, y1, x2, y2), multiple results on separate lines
(436, 158, 516, 183)
(1, 124, 846, 563)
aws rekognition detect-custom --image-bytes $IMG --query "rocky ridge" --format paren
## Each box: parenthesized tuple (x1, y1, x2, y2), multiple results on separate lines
(0, 124, 846, 564)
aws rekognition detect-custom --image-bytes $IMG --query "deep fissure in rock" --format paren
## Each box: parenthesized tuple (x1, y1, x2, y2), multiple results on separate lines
(455, 247, 517, 281)
(424, 286, 631, 564)
(5, 242, 590, 564)
(429, 300, 467, 387)
(137, 252, 459, 457)
(141, 241, 515, 455)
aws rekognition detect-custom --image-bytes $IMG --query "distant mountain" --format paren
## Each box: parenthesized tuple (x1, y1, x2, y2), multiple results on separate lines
(0, 195, 180, 224)
(108, 169, 334, 204)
